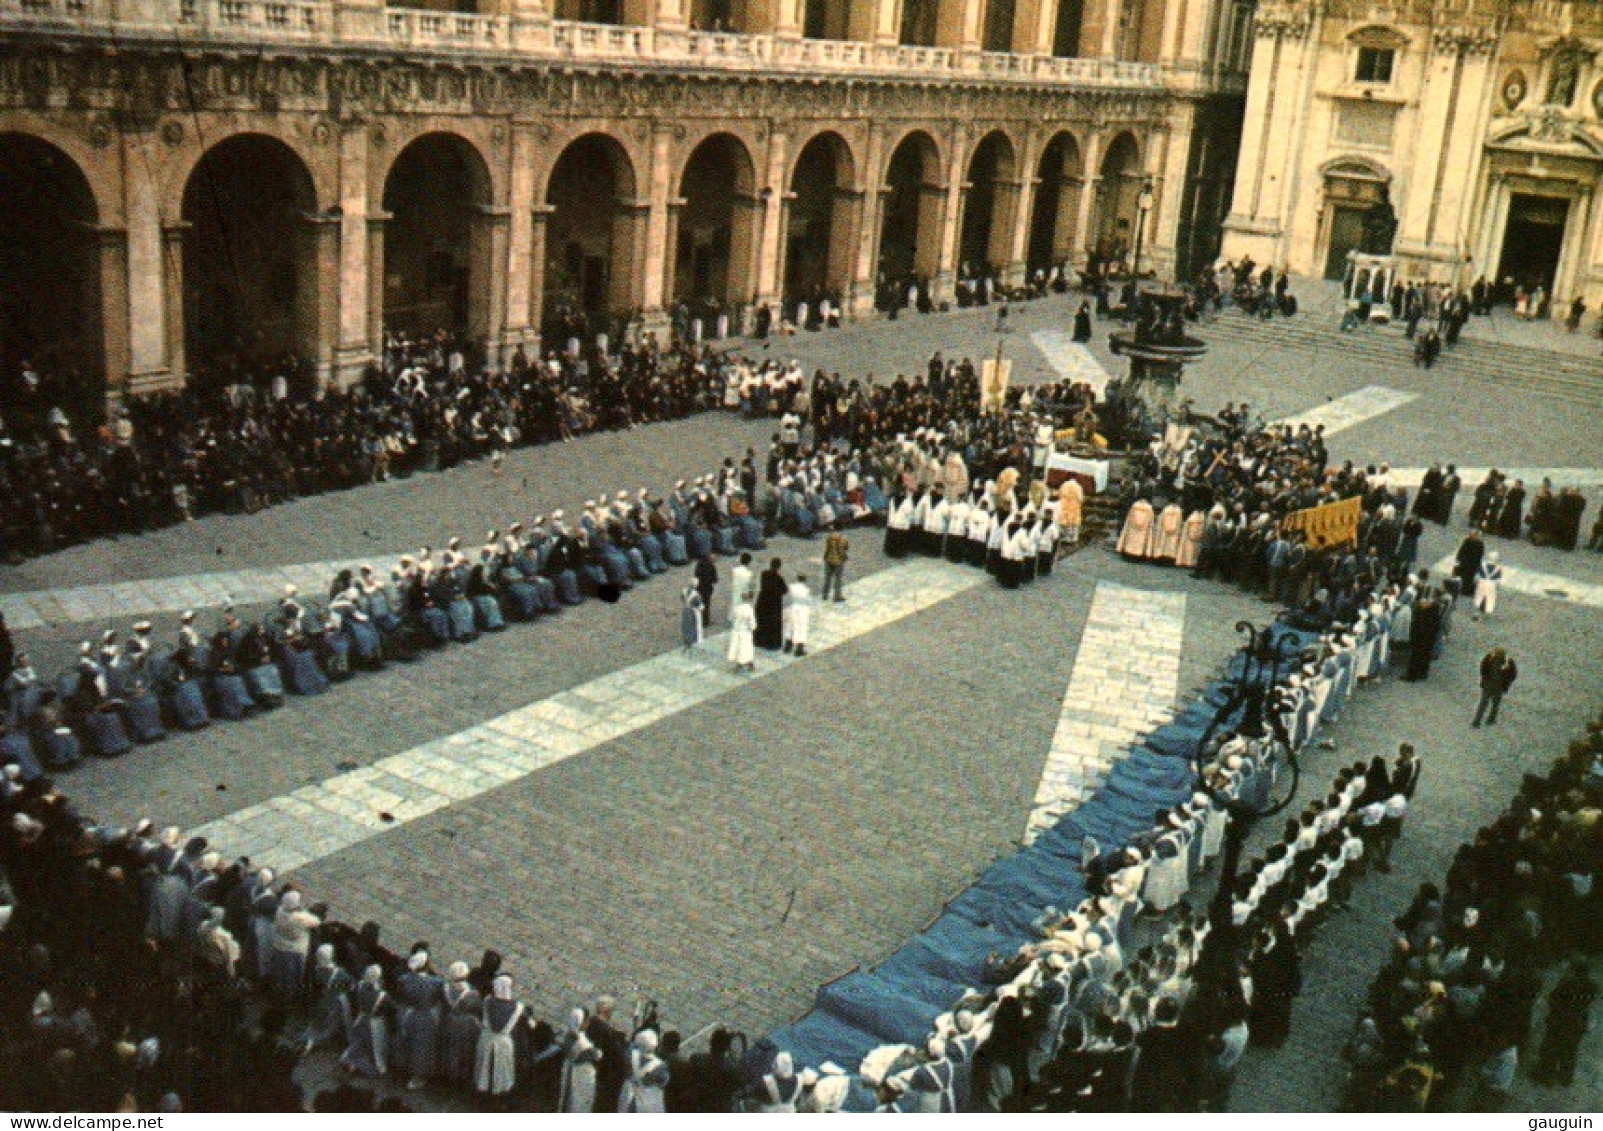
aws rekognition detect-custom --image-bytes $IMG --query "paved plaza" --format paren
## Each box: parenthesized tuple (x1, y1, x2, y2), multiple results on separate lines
(7, 291, 1601, 1109)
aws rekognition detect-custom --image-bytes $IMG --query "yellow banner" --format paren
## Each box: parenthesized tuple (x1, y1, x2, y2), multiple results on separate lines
(1282, 495, 1361, 548)
(980, 358, 1012, 413)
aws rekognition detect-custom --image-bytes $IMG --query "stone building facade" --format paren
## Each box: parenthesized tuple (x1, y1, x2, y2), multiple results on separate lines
(0, 0, 1247, 406)
(1223, 0, 1603, 315)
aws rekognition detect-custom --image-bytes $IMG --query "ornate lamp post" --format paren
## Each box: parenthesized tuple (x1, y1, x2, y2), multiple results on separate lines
(1187, 621, 1305, 997)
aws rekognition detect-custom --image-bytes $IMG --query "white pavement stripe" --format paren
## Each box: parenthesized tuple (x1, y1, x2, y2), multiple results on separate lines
(1024, 582, 1186, 845)
(0, 557, 375, 632)
(1429, 555, 1603, 610)
(1031, 329, 1113, 396)
(1272, 385, 1417, 436)
(189, 558, 988, 873)
(1391, 467, 1603, 489)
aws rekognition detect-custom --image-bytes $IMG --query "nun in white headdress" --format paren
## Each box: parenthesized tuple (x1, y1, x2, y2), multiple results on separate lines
(559, 1007, 601, 1113)
(618, 1027, 669, 1113)
(475, 974, 524, 1097)
(340, 965, 389, 1077)
(304, 944, 353, 1053)
(757, 1051, 804, 1112)
(442, 962, 482, 1087)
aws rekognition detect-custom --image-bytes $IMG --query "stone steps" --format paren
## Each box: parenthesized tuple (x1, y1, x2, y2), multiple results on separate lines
(1204, 311, 1603, 408)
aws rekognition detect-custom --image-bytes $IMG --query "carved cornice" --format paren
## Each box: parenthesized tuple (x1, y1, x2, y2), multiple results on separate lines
(1431, 23, 1501, 57)
(0, 47, 1172, 128)
(1253, 2, 1314, 41)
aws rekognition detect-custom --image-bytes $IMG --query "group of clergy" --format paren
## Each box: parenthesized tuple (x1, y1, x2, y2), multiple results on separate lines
(881, 460, 1090, 589)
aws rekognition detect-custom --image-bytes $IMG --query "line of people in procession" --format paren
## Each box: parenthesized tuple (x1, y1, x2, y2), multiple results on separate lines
(1344, 712, 1603, 1111)
(808, 537, 1437, 1112)
(1455, 468, 1594, 553)
(0, 766, 787, 1113)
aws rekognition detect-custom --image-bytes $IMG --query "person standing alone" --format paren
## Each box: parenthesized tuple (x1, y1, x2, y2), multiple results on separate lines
(822, 530, 850, 603)
(1472, 647, 1517, 728)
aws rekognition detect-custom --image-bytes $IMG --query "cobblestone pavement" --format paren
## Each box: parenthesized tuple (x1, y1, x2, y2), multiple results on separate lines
(5, 296, 1600, 1108)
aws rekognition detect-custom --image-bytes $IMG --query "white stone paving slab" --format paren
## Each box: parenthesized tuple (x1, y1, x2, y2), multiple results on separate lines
(1030, 328, 1114, 396)
(188, 558, 988, 873)
(1429, 553, 1603, 610)
(1392, 467, 1603, 489)
(1024, 581, 1187, 845)
(1271, 384, 1418, 436)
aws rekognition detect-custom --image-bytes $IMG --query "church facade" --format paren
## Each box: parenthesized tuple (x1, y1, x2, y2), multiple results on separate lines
(1222, 0, 1603, 315)
(0, 0, 1249, 406)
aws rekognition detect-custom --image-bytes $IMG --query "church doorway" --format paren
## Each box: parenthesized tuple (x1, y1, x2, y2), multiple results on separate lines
(1497, 193, 1568, 297)
(1323, 206, 1366, 280)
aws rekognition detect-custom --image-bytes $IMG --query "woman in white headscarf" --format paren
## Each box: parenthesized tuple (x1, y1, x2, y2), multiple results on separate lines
(303, 944, 352, 1053)
(270, 889, 321, 997)
(559, 1007, 601, 1113)
(340, 965, 389, 1077)
(618, 1028, 669, 1112)
(755, 1051, 803, 1112)
(475, 974, 524, 1098)
(442, 962, 482, 1088)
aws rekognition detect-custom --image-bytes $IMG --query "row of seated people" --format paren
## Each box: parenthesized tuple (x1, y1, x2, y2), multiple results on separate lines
(0, 443, 902, 775)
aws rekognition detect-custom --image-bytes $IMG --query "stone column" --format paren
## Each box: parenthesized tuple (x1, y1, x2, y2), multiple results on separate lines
(730, 192, 765, 322)
(1002, 175, 1034, 286)
(335, 125, 375, 384)
(1149, 109, 1191, 282)
(503, 123, 539, 358)
(1052, 175, 1082, 263)
(639, 124, 677, 334)
(932, 130, 968, 304)
(935, 0, 980, 50)
(754, 127, 791, 309)
(365, 214, 388, 357)
(865, 0, 900, 44)
(661, 199, 685, 319)
(96, 227, 131, 403)
(829, 185, 864, 303)
(527, 203, 554, 346)
(614, 199, 651, 320)
(1098, 0, 1119, 56)
(655, 0, 688, 30)
(159, 222, 188, 390)
(1397, 32, 1496, 274)
(1072, 132, 1101, 267)
(299, 212, 341, 386)
(1015, 0, 1057, 55)
(773, 0, 803, 36)
(850, 123, 887, 315)
(121, 131, 174, 393)
(470, 205, 511, 366)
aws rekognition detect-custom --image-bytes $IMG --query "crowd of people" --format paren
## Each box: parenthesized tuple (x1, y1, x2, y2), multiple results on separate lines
(0, 335, 728, 563)
(1461, 470, 1593, 553)
(1345, 713, 1603, 1111)
(0, 494, 1438, 1113)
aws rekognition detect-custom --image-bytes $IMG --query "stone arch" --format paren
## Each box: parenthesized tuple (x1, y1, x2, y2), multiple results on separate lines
(0, 131, 106, 418)
(672, 131, 760, 314)
(180, 133, 323, 390)
(380, 130, 496, 343)
(543, 131, 642, 338)
(783, 130, 859, 312)
(1028, 130, 1084, 276)
(1095, 129, 1143, 262)
(876, 128, 943, 309)
(958, 129, 1020, 278)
